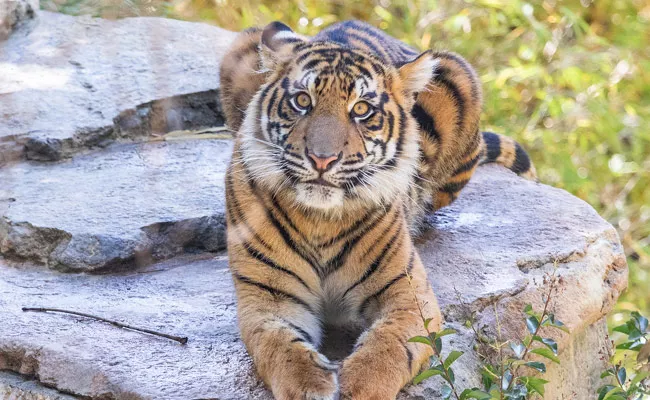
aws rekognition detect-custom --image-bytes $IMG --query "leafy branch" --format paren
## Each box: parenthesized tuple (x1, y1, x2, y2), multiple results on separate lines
(598, 311, 650, 400)
(409, 270, 568, 400)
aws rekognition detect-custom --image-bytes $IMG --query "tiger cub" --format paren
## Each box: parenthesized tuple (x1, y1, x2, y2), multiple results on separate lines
(220, 20, 536, 400)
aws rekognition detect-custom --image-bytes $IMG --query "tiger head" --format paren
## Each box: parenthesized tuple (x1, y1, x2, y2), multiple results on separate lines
(239, 22, 437, 212)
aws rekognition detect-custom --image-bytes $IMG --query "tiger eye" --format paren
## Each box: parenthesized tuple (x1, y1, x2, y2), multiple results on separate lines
(295, 93, 312, 109)
(352, 101, 371, 117)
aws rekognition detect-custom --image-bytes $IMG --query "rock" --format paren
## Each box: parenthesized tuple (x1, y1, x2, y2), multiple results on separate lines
(0, 165, 628, 399)
(0, 0, 37, 41)
(0, 11, 236, 164)
(0, 139, 232, 272)
(0, 371, 78, 400)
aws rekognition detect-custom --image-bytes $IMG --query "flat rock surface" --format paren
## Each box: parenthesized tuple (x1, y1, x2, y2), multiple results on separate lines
(0, 11, 236, 162)
(0, 165, 628, 399)
(0, 138, 232, 272)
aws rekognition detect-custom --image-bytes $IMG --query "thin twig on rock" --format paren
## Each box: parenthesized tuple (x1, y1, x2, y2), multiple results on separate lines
(22, 307, 188, 344)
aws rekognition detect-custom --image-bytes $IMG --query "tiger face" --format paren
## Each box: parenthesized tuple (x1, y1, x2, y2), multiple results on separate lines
(239, 22, 437, 212)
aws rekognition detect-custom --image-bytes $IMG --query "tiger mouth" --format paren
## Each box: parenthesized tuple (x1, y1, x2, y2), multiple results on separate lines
(305, 177, 339, 188)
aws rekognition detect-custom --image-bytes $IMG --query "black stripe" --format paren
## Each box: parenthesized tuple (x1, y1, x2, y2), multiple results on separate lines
(440, 179, 469, 194)
(404, 343, 413, 373)
(360, 210, 400, 259)
(434, 52, 480, 103)
(482, 131, 501, 163)
(284, 158, 308, 171)
(434, 67, 466, 132)
(234, 274, 314, 313)
(248, 186, 321, 276)
(345, 31, 392, 63)
(359, 250, 415, 313)
(511, 142, 532, 174)
(226, 173, 273, 252)
(286, 321, 314, 344)
(452, 152, 480, 175)
(322, 205, 390, 277)
(412, 104, 440, 142)
(316, 207, 378, 247)
(343, 221, 403, 298)
(268, 196, 321, 264)
(242, 242, 311, 292)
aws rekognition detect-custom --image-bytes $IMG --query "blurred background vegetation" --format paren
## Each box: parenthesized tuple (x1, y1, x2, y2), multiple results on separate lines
(41, 0, 649, 324)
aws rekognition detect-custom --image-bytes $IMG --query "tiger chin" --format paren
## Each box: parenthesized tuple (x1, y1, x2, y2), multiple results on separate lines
(221, 20, 537, 400)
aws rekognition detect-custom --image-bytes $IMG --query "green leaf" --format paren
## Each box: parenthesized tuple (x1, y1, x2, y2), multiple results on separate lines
(436, 328, 458, 338)
(533, 336, 559, 354)
(435, 337, 443, 354)
(602, 386, 626, 400)
(600, 369, 615, 379)
(413, 368, 443, 384)
(598, 385, 618, 400)
(526, 315, 540, 334)
(531, 347, 560, 364)
(510, 342, 525, 359)
(520, 376, 548, 396)
(524, 361, 547, 373)
(632, 311, 649, 333)
(523, 304, 533, 314)
(424, 318, 434, 331)
(547, 314, 570, 333)
(617, 367, 626, 385)
(408, 336, 432, 346)
(613, 324, 631, 335)
(444, 350, 464, 369)
(447, 367, 456, 385)
(441, 384, 453, 399)
(460, 389, 492, 400)
(481, 366, 497, 390)
(502, 369, 513, 390)
(429, 354, 441, 367)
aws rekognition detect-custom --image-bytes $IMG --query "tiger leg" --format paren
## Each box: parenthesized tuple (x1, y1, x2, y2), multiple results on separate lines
(433, 141, 483, 209)
(338, 256, 441, 399)
(235, 289, 338, 400)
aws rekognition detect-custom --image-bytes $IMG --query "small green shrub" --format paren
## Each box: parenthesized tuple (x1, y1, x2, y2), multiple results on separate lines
(410, 273, 568, 399)
(598, 311, 650, 399)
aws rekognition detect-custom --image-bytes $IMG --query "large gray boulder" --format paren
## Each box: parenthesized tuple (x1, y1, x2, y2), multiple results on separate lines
(0, 139, 232, 272)
(0, 11, 236, 164)
(0, 165, 628, 399)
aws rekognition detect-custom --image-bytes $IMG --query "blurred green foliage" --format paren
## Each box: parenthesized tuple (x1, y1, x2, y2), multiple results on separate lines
(41, 0, 650, 321)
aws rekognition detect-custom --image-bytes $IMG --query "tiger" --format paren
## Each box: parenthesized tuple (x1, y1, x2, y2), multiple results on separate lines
(220, 20, 537, 400)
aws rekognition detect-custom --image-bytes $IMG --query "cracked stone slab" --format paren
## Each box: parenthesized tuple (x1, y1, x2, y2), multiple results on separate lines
(0, 11, 236, 163)
(0, 371, 79, 400)
(0, 165, 628, 399)
(0, 138, 232, 272)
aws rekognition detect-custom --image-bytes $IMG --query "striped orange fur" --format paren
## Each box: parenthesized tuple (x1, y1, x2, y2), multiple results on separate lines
(220, 20, 537, 400)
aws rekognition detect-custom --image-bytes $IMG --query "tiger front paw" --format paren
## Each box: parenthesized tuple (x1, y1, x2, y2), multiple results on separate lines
(270, 347, 340, 400)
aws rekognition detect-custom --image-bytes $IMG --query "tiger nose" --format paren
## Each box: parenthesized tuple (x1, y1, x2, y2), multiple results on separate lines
(306, 149, 340, 172)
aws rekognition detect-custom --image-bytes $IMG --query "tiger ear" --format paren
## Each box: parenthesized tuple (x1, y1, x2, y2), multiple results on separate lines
(260, 21, 306, 70)
(398, 50, 438, 94)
